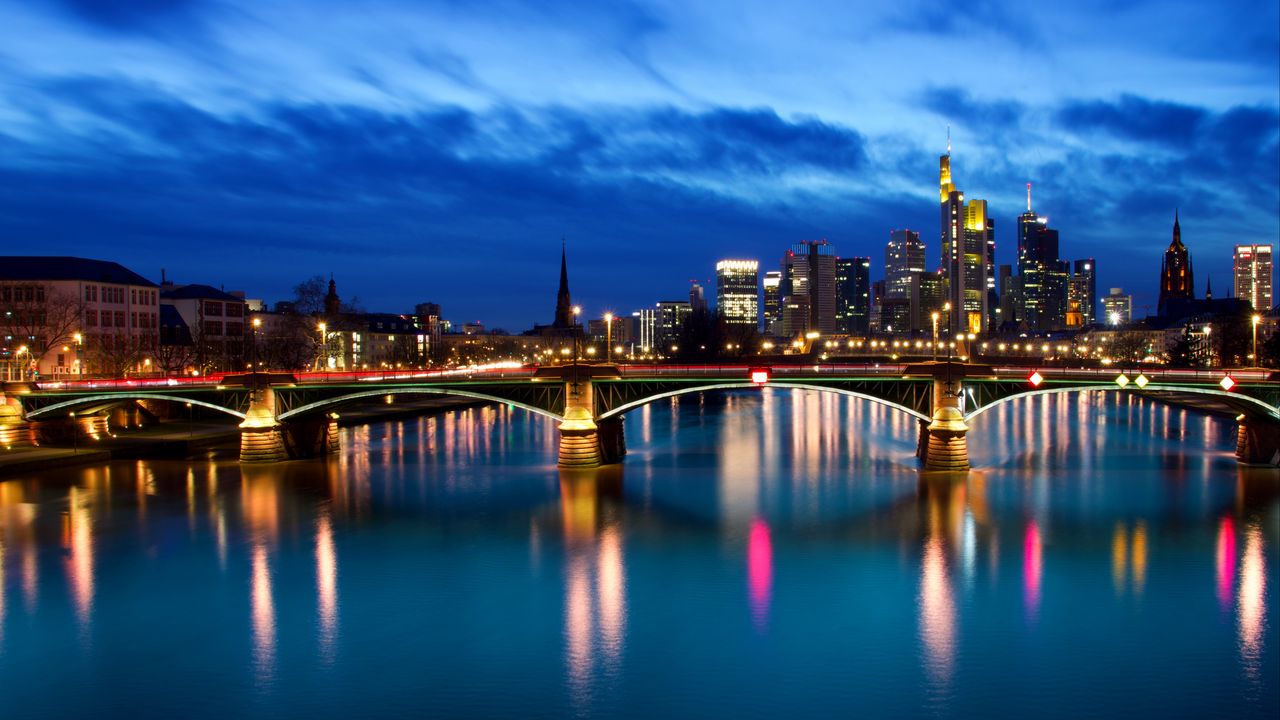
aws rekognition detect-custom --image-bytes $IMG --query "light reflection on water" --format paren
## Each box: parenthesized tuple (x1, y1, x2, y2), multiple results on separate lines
(0, 390, 1274, 718)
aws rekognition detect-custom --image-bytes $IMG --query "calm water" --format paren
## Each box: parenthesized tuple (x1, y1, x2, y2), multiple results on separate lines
(0, 390, 1276, 719)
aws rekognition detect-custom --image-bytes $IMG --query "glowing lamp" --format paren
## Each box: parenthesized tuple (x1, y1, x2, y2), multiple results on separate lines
(1220, 376, 1236, 391)
(1134, 374, 1149, 388)
(1115, 373, 1130, 388)
(1028, 371, 1043, 387)
(750, 368, 770, 384)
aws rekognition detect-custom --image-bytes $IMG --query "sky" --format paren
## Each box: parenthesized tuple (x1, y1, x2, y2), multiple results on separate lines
(0, 0, 1277, 329)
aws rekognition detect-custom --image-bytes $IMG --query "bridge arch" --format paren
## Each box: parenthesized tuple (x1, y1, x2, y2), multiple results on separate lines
(595, 381, 933, 422)
(276, 387, 564, 423)
(963, 385, 1280, 424)
(24, 393, 248, 421)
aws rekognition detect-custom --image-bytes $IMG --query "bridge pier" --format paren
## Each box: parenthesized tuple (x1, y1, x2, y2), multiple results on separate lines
(0, 394, 34, 449)
(923, 377, 969, 472)
(558, 376, 602, 468)
(597, 417, 626, 465)
(239, 388, 286, 463)
(1235, 416, 1280, 466)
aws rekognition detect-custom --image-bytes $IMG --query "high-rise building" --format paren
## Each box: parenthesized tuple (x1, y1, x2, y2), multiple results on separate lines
(636, 309, 658, 351)
(836, 257, 871, 334)
(997, 265, 1018, 328)
(869, 280, 885, 334)
(762, 270, 783, 335)
(1017, 185, 1063, 332)
(885, 230, 925, 300)
(939, 144, 989, 333)
(1157, 212, 1194, 317)
(655, 300, 691, 348)
(781, 240, 837, 335)
(909, 270, 948, 333)
(689, 282, 708, 314)
(1234, 244, 1273, 312)
(715, 260, 759, 328)
(1103, 288, 1132, 325)
(1070, 259, 1097, 327)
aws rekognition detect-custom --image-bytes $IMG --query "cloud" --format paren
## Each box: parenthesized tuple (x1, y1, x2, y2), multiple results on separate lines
(919, 86, 1026, 132)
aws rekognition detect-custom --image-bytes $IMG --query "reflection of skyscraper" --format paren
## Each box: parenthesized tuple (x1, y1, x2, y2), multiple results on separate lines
(781, 240, 837, 335)
(1158, 212, 1194, 317)
(886, 230, 925, 300)
(1234, 244, 1273, 312)
(715, 260, 759, 328)
(836, 257, 871, 334)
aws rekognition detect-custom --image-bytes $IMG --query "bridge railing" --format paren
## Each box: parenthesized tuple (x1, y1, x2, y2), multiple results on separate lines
(989, 366, 1272, 382)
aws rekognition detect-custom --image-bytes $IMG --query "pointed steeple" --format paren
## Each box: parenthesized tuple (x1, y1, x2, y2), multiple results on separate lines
(324, 274, 341, 316)
(1170, 208, 1183, 249)
(1205, 275, 1213, 300)
(553, 241, 574, 328)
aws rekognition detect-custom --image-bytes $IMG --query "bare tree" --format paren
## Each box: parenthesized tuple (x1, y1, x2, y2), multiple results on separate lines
(0, 283, 85, 379)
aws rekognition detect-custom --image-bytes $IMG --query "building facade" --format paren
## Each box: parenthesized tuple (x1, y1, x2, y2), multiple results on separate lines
(1157, 212, 1194, 317)
(835, 257, 871, 334)
(1103, 288, 1132, 325)
(715, 260, 759, 328)
(781, 240, 837, 336)
(1017, 189, 1063, 332)
(1234, 244, 1273, 312)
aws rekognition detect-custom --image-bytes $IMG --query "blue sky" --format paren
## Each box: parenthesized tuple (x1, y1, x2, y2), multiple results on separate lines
(1, 0, 1276, 328)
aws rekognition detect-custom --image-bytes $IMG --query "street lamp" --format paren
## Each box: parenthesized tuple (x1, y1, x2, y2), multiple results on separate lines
(603, 312, 613, 363)
(1252, 314, 1261, 367)
(930, 312, 939, 362)
(73, 332, 83, 378)
(572, 306, 581, 365)
(318, 322, 327, 371)
(251, 317, 262, 383)
(16, 345, 29, 382)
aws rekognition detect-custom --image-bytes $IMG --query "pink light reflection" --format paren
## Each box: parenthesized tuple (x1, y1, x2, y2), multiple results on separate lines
(748, 518, 773, 632)
(1215, 516, 1236, 612)
(1023, 521, 1042, 622)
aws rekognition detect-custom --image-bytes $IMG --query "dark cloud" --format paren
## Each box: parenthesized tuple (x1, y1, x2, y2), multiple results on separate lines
(51, 0, 210, 34)
(919, 86, 1025, 132)
(1056, 94, 1206, 147)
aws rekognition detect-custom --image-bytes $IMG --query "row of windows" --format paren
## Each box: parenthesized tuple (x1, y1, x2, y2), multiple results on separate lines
(0, 285, 46, 304)
(84, 310, 158, 329)
(201, 300, 244, 317)
(201, 321, 244, 336)
(83, 285, 158, 306)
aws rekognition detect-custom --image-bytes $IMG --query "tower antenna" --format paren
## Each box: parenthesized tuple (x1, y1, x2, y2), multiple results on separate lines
(946, 125, 951, 156)
(1026, 182, 1032, 212)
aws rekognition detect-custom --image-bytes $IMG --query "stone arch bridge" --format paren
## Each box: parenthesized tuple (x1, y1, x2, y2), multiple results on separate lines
(4, 363, 1277, 470)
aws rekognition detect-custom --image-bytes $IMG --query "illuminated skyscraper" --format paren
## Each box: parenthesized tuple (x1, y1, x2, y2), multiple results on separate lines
(1234, 244, 1273, 312)
(1157, 212, 1194, 317)
(939, 142, 988, 333)
(1017, 185, 1062, 332)
(836, 257, 871, 334)
(762, 270, 782, 335)
(885, 230, 925, 300)
(715, 260, 759, 328)
(781, 240, 837, 335)
(1103, 288, 1132, 325)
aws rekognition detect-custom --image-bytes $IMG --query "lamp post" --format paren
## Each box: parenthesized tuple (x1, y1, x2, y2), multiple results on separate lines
(604, 312, 613, 363)
(572, 306, 581, 365)
(931, 311, 939, 362)
(1252, 314, 1261, 367)
(318, 322, 327, 372)
(251, 317, 262, 385)
(16, 345, 29, 382)
(70, 411, 77, 454)
(73, 332, 83, 378)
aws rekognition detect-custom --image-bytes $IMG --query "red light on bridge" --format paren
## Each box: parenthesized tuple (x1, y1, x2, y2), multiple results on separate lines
(750, 368, 770, 384)
(1220, 376, 1236, 392)
(1028, 371, 1043, 387)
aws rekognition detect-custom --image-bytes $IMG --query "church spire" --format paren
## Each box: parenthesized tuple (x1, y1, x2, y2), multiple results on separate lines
(553, 241, 574, 328)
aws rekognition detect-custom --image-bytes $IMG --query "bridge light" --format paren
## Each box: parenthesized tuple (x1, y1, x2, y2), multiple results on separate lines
(1028, 371, 1044, 387)
(1115, 373, 1130, 388)
(1220, 376, 1236, 391)
(750, 369, 770, 384)
(1134, 373, 1150, 388)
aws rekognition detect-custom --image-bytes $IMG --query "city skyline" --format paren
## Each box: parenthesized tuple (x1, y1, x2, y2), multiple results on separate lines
(0, 1, 1275, 328)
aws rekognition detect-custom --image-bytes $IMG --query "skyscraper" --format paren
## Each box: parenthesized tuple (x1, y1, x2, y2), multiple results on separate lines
(689, 281, 708, 314)
(715, 260, 760, 328)
(1071, 259, 1097, 327)
(655, 301, 691, 347)
(1103, 288, 1132, 325)
(762, 270, 782, 335)
(836, 257, 871, 334)
(1017, 185, 1062, 332)
(939, 143, 989, 333)
(782, 240, 837, 335)
(885, 230, 925, 300)
(1157, 212, 1194, 317)
(1234, 244, 1273, 312)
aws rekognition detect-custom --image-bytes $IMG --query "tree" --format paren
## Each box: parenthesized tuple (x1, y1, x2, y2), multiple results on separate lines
(0, 283, 85, 379)
(1167, 326, 1194, 368)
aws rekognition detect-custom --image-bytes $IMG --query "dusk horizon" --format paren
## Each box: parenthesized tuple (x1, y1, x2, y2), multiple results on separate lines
(1, 0, 1276, 328)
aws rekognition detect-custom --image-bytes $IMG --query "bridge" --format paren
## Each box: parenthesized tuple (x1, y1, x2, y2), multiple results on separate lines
(2, 362, 1278, 470)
